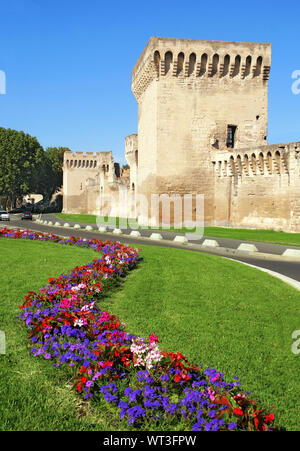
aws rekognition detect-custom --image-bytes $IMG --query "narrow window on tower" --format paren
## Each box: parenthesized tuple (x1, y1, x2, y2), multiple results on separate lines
(227, 125, 237, 148)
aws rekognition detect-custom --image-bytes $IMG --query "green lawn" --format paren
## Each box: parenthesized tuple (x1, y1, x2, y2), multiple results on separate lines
(100, 244, 300, 431)
(55, 213, 300, 247)
(1, 238, 300, 430)
(204, 226, 300, 247)
(56, 213, 99, 225)
(0, 238, 122, 431)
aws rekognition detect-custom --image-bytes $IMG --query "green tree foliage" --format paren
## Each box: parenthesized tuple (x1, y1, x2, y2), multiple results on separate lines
(0, 127, 69, 209)
(0, 127, 43, 209)
(36, 147, 68, 198)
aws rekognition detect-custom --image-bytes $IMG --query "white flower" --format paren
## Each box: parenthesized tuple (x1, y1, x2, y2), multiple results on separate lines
(81, 302, 95, 312)
(74, 318, 84, 327)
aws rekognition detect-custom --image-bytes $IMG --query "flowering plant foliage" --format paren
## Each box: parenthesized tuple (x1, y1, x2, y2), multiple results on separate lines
(1, 227, 275, 431)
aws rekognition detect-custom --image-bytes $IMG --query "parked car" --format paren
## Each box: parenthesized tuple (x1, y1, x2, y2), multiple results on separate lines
(21, 211, 32, 220)
(0, 210, 10, 221)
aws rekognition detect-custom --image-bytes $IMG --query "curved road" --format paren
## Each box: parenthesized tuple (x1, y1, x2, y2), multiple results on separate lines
(2, 214, 300, 283)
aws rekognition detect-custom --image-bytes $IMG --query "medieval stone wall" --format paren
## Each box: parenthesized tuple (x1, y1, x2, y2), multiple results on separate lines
(131, 37, 272, 226)
(62, 37, 300, 232)
(212, 142, 300, 231)
(62, 150, 129, 216)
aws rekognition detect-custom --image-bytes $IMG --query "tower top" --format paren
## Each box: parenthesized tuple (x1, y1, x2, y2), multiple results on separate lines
(132, 36, 271, 102)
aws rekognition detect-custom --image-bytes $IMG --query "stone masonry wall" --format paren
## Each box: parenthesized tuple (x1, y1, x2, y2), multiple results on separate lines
(62, 150, 129, 216)
(131, 37, 272, 226)
(63, 37, 300, 233)
(212, 142, 300, 231)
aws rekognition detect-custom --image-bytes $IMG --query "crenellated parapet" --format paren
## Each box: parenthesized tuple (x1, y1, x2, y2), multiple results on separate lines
(64, 151, 98, 170)
(125, 134, 138, 164)
(124, 134, 138, 192)
(212, 142, 300, 178)
(132, 37, 271, 102)
(64, 150, 114, 172)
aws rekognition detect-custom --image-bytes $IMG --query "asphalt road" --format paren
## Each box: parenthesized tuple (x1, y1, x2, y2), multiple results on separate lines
(1, 214, 300, 283)
(41, 213, 300, 255)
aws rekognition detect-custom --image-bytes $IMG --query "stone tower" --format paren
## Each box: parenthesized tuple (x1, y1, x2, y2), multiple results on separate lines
(129, 37, 271, 225)
(62, 150, 128, 214)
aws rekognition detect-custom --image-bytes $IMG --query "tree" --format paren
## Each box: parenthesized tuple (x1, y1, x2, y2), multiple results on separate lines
(0, 128, 69, 210)
(0, 127, 43, 209)
(36, 147, 68, 198)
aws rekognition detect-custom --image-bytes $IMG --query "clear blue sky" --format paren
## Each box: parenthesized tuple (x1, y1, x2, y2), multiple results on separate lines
(0, 0, 299, 165)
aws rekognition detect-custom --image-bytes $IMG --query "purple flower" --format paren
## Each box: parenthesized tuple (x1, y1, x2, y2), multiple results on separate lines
(228, 422, 237, 430)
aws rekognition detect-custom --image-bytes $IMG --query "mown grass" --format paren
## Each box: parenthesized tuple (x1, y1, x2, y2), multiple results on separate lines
(56, 213, 99, 225)
(1, 238, 300, 431)
(55, 213, 300, 247)
(203, 226, 300, 247)
(0, 238, 122, 431)
(100, 244, 300, 431)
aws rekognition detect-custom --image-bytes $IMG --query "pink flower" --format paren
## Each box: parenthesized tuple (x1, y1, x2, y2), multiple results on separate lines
(98, 312, 110, 322)
(207, 387, 216, 401)
(149, 333, 159, 343)
(211, 372, 221, 382)
(59, 298, 72, 309)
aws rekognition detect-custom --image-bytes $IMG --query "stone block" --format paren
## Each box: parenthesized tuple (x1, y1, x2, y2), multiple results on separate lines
(237, 243, 258, 252)
(149, 233, 163, 241)
(173, 235, 188, 244)
(282, 248, 300, 258)
(130, 230, 141, 237)
(202, 239, 219, 247)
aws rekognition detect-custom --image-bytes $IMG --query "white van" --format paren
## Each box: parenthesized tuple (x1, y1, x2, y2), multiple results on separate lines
(0, 211, 10, 221)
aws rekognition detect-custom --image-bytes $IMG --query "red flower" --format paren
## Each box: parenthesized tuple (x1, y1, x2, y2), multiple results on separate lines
(234, 408, 244, 416)
(181, 373, 190, 382)
(174, 373, 181, 382)
(265, 414, 275, 423)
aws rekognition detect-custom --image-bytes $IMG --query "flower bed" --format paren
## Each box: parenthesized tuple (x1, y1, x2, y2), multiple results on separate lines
(1, 227, 275, 431)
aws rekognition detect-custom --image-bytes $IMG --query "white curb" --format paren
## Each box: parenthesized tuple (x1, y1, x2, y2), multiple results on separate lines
(149, 233, 163, 241)
(226, 258, 300, 292)
(282, 248, 300, 258)
(130, 230, 142, 238)
(237, 243, 258, 252)
(202, 239, 219, 247)
(173, 235, 188, 244)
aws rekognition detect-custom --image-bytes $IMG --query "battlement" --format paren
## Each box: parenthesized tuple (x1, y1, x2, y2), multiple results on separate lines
(125, 134, 138, 155)
(64, 150, 114, 170)
(212, 141, 300, 177)
(132, 36, 271, 101)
